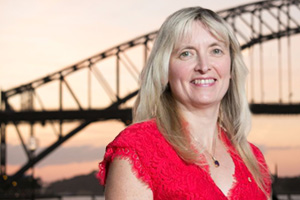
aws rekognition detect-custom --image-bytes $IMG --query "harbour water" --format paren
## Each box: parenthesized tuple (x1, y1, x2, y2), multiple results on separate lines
(277, 195, 300, 200)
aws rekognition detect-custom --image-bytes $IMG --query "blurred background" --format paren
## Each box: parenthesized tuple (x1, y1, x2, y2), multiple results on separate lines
(0, 0, 299, 199)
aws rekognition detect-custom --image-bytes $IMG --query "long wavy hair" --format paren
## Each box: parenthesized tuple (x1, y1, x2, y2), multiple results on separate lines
(133, 7, 268, 196)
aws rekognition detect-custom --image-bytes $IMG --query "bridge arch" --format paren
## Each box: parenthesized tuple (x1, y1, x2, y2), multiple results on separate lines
(0, 0, 299, 188)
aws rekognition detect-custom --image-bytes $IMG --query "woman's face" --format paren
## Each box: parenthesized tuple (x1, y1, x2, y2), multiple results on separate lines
(168, 21, 231, 111)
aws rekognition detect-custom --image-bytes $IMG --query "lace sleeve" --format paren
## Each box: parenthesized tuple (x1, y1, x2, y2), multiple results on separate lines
(97, 146, 153, 190)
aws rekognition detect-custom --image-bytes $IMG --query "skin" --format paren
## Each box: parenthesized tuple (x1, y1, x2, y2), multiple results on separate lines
(169, 22, 231, 111)
(168, 20, 232, 147)
(169, 21, 235, 196)
(105, 158, 153, 199)
(105, 21, 234, 198)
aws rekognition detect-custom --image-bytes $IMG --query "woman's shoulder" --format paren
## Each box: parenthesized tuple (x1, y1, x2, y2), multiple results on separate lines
(108, 119, 161, 149)
(98, 119, 165, 187)
(121, 119, 158, 135)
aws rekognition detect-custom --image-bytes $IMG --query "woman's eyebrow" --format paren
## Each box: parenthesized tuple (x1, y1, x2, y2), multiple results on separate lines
(173, 40, 228, 54)
(173, 45, 196, 53)
(209, 41, 228, 48)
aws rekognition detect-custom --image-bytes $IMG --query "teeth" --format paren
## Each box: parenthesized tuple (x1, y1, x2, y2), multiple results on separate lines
(194, 79, 215, 84)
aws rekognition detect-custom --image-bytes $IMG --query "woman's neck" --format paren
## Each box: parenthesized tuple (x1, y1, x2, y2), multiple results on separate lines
(178, 103, 220, 149)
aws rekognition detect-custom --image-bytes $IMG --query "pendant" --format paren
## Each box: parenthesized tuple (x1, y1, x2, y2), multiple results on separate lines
(212, 156, 220, 168)
(214, 160, 220, 168)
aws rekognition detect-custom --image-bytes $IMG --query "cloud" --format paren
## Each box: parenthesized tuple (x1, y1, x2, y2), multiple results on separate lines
(266, 145, 300, 150)
(7, 143, 106, 167)
(256, 144, 300, 153)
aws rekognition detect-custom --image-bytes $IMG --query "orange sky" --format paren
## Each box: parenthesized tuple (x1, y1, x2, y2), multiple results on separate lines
(1, 0, 300, 183)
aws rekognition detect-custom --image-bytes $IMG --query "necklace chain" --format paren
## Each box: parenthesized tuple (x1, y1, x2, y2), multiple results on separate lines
(207, 125, 220, 168)
(192, 124, 221, 168)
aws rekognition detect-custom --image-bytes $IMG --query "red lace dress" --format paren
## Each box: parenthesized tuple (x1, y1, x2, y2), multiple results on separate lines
(97, 120, 271, 199)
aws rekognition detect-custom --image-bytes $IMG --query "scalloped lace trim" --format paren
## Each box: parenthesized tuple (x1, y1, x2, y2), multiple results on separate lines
(97, 147, 153, 190)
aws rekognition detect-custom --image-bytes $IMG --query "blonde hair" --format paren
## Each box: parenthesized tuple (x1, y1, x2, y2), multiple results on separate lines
(133, 7, 268, 196)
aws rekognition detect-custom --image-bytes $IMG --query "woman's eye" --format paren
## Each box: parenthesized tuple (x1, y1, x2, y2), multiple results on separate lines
(212, 49, 223, 55)
(180, 51, 191, 58)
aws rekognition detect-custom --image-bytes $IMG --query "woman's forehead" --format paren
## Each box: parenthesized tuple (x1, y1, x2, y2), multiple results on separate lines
(173, 21, 229, 49)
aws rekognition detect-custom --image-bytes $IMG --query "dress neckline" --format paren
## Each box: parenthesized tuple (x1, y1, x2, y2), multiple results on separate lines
(200, 128, 239, 199)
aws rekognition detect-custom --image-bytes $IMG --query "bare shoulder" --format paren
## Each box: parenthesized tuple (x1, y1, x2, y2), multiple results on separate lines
(105, 157, 153, 200)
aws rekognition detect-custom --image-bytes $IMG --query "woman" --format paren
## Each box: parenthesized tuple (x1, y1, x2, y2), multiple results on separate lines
(97, 7, 271, 199)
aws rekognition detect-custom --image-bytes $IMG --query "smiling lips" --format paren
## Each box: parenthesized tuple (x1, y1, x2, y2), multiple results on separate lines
(191, 78, 216, 86)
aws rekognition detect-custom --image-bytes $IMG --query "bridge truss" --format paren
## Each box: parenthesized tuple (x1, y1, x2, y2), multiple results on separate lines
(0, 0, 300, 190)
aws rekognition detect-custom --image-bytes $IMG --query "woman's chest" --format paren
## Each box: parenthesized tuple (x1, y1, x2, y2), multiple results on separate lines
(147, 151, 265, 200)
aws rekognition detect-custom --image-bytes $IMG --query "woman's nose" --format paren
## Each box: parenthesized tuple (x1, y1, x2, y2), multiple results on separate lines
(194, 56, 211, 73)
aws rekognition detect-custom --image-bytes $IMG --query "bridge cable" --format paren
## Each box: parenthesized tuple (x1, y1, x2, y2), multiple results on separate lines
(144, 40, 149, 65)
(121, 52, 140, 75)
(62, 78, 83, 110)
(13, 123, 31, 160)
(259, 8, 265, 103)
(287, 3, 292, 103)
(59, 75, 63, 137)
(32, 91, 59, 136)
(119, 54, 139, 83)
(250, 11, 255, 103)
(278, 7, 283, 103)
(90, 65, 117, 101)
(116, 53, 120, 98)
(88, 64, 92, 109)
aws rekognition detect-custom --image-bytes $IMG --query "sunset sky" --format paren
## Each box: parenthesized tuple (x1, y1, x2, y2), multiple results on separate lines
(1, 0, 300, 184)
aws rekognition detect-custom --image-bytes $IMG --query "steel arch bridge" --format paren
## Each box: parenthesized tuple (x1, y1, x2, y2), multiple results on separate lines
(0, 0, 300, 189)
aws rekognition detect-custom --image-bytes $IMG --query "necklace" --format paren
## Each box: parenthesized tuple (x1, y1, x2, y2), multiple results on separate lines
(192, 125, 220, 168)
(208, 126, 220, 168)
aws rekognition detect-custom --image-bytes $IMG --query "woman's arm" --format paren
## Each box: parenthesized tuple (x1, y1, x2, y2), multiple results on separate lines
(105, 157, 153, 200)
